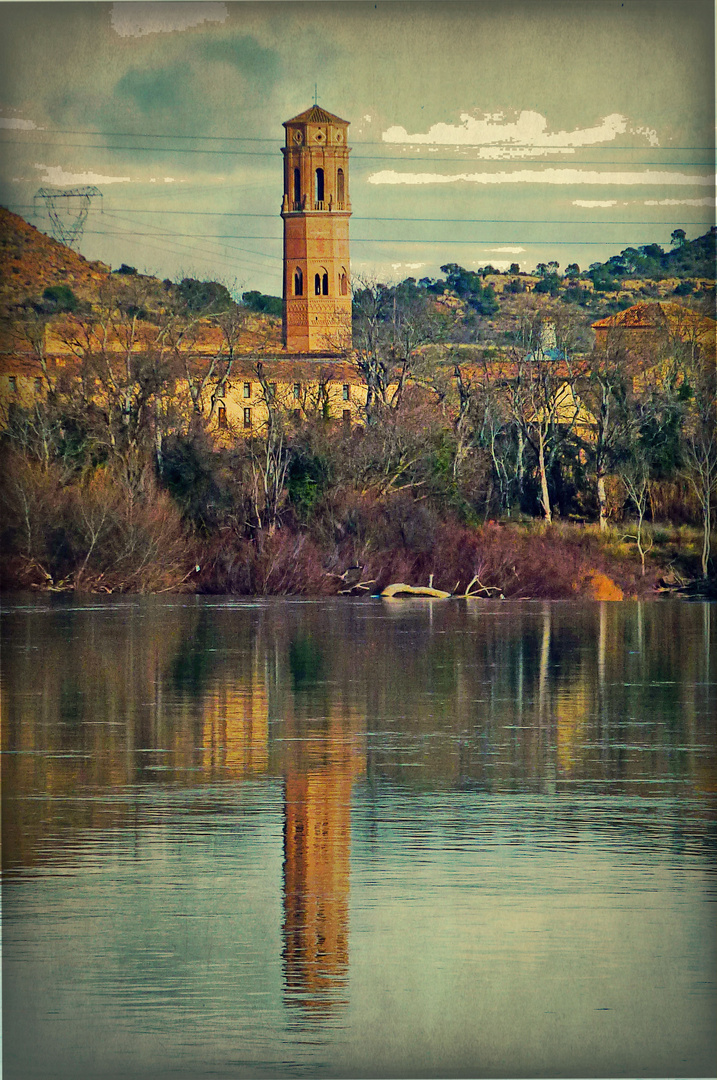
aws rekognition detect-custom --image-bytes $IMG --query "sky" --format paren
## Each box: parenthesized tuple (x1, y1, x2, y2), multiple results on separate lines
(0, 0, 715, 296)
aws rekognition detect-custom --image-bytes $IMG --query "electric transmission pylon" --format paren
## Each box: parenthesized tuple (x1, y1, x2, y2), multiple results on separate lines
(33, 186, 103, 249)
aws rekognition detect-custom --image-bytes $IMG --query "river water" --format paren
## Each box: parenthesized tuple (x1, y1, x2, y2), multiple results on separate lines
(1, 596, 715, 1079)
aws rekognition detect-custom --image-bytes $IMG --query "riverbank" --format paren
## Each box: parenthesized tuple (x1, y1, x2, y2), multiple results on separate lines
(2, 519, 713, 599)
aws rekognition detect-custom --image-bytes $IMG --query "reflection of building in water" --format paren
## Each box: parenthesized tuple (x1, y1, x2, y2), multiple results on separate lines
(200, 667, 269, 778)
(281, 709, 364, 1014)
(555, 683, 591, 775)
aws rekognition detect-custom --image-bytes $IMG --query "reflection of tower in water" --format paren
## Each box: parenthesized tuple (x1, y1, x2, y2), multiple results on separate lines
(281, 709, 364, 1015)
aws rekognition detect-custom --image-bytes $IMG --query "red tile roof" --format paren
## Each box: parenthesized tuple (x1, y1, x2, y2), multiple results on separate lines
(592, 301, 715, 336)
(284, 105, 349, 126)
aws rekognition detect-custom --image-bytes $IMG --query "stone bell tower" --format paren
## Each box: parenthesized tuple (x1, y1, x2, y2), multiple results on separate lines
(281, 106, 352, 353)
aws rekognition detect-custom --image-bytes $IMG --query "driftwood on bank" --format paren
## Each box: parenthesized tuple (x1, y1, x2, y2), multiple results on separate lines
(380, 573, 505, 600)
(380, 582, 452, 598)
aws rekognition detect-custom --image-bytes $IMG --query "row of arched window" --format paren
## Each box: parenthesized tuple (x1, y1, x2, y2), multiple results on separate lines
(293, 267, 348, 297)
(293, 167, 345, 208)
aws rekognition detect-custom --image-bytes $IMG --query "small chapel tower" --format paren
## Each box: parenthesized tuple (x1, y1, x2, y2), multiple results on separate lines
(281, 106, 351, 353)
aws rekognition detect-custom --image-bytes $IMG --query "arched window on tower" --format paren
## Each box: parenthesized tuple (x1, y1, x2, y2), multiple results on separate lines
(339, 267, 348, 295)
(322, 271, 329, 295)
(314, 273, 321, 296)
(337, 168, 345, 206)
(293, 167, 301, 208)
(294, 267, 303, 296)
(315, 167, 324, 206)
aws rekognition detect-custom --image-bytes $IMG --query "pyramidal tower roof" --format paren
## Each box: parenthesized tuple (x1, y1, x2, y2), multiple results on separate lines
(284, 105, 349, 126)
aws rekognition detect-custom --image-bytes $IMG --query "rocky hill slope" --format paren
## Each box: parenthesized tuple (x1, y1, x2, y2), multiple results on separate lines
(0, 207, 111, 315)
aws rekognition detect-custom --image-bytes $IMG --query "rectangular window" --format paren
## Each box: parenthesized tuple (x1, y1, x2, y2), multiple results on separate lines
(243, 407, 252, 429)
(35, 377, 43, 393)
(243, 382, 251, 398)
(8, 376, 17, 392)
(293, 383, 301, 399)
(270, 382, 277, 401)
(342, 384, 350, 401)
(217, 406, 227, 429)
(342, 409, 351, 425)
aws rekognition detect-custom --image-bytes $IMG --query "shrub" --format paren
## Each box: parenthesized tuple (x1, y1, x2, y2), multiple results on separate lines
(0, 453, 193, 592)
(42, 284, 78, 312)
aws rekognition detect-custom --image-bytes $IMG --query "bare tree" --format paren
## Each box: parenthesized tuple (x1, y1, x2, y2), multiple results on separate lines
(350, 277, 451, 422)
(505, 303, 586, 522)
(583, 327, 634, 530)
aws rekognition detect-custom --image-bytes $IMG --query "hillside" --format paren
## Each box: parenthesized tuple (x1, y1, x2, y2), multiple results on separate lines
(0, 206, 282, 351)
(1, 206, 714, 352)
(0, 207, 111, 315)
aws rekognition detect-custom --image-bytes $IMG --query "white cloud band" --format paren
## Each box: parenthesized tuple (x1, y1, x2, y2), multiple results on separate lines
(35, 163, 131, 185)
(643, 197, 716, 206)
(382, 111, 634, 148)
(368, 169, 714, 187)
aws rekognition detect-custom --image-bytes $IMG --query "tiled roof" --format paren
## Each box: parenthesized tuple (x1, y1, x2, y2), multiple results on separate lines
(592, 301, 716, 335)
(284, 105, 349, 126)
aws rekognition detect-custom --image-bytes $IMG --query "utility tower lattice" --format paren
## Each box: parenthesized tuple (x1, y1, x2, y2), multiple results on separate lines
(33, 186, 103, 249)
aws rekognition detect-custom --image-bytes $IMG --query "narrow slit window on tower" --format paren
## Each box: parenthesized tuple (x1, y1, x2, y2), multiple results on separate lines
(337, 168, 345, 205)
(322, 272, 329, 296)
(340, 268, 348, 295)
(294, 267, 303, 296)
(217, 405, 227, 429)
(243, 407, 252, 429)
(315, 273, 321, 296)
(315, 167, 324, 205)
(294, 167, 301, 206)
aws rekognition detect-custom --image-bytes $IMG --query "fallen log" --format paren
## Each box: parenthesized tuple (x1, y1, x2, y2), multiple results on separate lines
(380, 582, 452, 599)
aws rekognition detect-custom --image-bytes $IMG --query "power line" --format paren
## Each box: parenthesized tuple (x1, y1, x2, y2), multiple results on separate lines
(80, 228, 696, 246)
(100, 212, 282, 279)
(2, 138, 714, 167)
(83, 208, 717, 226)
(2, 126, 713, 151)
(95, 222, 281, 288)
(103, 209, 282, 263)
(9, 202, 714, 228)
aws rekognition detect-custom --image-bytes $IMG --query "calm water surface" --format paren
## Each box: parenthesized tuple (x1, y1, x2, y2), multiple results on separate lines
(2, 596, 716, 1079)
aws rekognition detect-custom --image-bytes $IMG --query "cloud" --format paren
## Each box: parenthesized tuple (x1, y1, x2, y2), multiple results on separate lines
(112, 37, 277, 122)
(368, 169, 714, 187)
(573, 200, 618, 207)
(35, 164, 131, 185)
(482, 260, 519, 271)
(111, 2, 228, 38)
(643, 197, 716, 206)
(391, 262, 425, 270)
(0, 117, 38, 130)
(382, 111, 638, 150)
(488, 246, 525, 253)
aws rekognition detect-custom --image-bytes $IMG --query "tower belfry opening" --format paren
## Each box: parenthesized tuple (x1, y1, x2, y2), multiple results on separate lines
(281, 105, 352, 354)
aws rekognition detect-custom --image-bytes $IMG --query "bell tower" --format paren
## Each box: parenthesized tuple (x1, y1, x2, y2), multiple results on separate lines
(281, 106, 352, 354)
